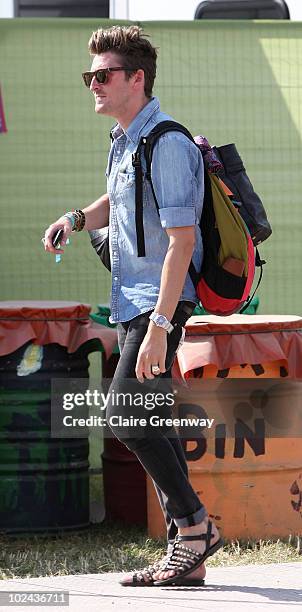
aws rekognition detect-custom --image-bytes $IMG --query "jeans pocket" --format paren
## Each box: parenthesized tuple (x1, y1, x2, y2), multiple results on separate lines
(175, 325, 186, 353)
(165, 324, 185, 371)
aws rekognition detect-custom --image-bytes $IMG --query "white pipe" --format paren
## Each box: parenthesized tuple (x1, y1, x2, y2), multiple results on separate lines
(0, 0, 14, 18)
(110, 0, 130, 20)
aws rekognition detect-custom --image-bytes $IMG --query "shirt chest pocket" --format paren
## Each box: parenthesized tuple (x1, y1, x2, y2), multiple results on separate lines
(116, 167, 151, 210)
(115, 169, 136, 211)
(117, 169, 136, 190)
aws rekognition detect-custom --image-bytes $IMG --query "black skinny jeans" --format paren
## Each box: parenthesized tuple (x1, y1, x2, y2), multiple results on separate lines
(105, 301, 207, 550)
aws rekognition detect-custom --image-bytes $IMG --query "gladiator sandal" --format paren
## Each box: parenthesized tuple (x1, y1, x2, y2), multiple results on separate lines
(153, 520, 223, 587)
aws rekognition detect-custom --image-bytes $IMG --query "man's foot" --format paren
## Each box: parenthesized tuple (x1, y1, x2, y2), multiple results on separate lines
(119, 554, 170, 586)
(152, 517, 220, 582)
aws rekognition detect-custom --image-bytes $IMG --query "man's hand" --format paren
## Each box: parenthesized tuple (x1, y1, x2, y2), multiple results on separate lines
(135, 324, 167, 383)
(42, 193, 110, 254)
(42, 216, 72, 254)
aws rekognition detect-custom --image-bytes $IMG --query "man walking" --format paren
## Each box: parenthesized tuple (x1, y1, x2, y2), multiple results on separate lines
(43, 25, 223, 586)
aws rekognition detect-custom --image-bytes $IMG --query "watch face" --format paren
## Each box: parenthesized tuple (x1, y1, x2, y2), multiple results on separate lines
(156, 315, 166, 325)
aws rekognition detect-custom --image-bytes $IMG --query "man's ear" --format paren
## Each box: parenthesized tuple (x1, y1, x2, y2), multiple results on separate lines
(132, 68, 145, 90)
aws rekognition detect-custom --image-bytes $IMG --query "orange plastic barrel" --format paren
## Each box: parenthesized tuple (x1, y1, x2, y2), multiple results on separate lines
(147, 314, 302, 541)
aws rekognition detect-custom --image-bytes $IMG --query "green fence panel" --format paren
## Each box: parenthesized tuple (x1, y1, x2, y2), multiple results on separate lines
(1, 19, 301, 314)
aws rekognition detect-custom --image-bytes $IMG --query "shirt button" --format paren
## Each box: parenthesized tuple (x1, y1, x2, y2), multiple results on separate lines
(114, 277, 118, 281)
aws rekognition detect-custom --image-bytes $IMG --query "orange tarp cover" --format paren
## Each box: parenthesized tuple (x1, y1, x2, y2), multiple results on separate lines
(174, 314, 302, 379)
(0, 301, 117, 359)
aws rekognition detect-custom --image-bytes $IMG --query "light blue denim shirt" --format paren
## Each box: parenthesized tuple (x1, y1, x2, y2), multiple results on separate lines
(106, 96, 204, 323)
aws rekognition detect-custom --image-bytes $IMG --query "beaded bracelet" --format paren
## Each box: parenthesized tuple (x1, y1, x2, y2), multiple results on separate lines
(63, 212, 75, 230)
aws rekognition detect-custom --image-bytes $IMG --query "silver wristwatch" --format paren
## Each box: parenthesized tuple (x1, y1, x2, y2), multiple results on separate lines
(149, 312, 174, 334)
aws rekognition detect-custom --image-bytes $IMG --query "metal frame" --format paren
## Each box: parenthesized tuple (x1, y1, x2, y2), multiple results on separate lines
(194, 0, 290, 20)
(14, 0, 109, 17)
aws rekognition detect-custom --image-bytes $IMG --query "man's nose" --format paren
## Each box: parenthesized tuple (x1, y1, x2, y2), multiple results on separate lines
(90, 75, 99, 92)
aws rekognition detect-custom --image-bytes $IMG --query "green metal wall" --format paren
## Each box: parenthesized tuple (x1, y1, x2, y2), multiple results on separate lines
(1, 19, 301, 314)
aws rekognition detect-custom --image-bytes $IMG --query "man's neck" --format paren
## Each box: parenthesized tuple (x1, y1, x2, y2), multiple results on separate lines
(117, 96, 151, 131)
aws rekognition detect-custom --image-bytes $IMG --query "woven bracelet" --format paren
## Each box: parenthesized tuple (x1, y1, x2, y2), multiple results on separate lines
(73, 209, 86, 232)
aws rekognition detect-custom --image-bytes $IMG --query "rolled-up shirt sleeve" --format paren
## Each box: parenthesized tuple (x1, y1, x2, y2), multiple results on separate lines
(150, 131, 204, 228)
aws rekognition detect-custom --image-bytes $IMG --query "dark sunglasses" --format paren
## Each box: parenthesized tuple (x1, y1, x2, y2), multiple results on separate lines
(82, 67, 138, 88)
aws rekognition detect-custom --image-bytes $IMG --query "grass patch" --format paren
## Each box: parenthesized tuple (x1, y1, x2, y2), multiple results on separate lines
(0, 476, 301, 580)
(0, 521, 301, 580)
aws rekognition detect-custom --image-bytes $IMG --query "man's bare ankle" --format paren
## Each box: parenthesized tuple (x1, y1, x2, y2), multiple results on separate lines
(178, 518, 208, 535)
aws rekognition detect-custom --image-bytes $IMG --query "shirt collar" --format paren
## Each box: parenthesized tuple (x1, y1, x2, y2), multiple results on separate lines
(111, 96, 160, 144)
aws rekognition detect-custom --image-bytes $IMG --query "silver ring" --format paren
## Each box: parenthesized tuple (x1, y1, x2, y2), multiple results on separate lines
(151, 365, 160, 375)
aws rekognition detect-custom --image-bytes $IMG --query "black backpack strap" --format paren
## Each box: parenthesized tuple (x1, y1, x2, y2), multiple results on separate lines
(133, 120, 197, 259)
(132, 142, 146, 257)
(143, 120, 195, 180)
(239, 248, 266, 313)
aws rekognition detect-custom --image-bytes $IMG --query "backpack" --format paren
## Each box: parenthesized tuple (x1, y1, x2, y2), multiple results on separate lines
(89, 121, 271, 316)
(211, 142, 272, 247)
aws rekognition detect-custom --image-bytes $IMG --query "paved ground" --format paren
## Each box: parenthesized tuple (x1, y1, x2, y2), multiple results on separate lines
(0, 562, 301, 611)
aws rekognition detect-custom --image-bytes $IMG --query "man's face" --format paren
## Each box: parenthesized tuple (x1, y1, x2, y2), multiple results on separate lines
(89, 51, 135, 119)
